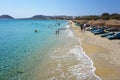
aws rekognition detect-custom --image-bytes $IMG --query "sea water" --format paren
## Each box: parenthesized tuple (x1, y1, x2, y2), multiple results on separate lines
(0, 20, 100, 80)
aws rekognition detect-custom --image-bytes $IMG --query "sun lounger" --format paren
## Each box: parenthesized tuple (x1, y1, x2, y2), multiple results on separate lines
(107, 32, 120, 40)
(100, 32, 115, 37)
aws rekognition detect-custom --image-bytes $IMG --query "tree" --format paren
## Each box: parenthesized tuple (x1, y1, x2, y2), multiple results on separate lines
(110, 13, 120, 20)
(101, 13, 110, 20)
(74, 16, 99, 20)
(119, 14, 120, 20)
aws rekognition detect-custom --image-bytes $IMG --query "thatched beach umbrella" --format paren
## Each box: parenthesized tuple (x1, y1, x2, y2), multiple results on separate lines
(73, 20, 89, 24)
(105, 20, 120, 28)
(87, 20, 95, 25)
(92, 20, 106, 26)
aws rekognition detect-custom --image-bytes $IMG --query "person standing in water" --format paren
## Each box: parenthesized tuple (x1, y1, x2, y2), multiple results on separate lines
(56, 29, 60, 36)
(58, 29, 59, 34)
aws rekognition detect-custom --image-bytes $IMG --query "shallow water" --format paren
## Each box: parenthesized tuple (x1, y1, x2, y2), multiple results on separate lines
(0, 20, 100, 80)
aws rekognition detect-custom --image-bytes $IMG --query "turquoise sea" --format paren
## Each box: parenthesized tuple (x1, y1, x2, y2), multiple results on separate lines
(0, 20, 100, 80)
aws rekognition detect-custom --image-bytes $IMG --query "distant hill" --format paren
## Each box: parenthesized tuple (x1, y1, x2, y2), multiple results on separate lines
(29, 15, 73, 20)
(54, 16, 73, 20)
(0, 14, 73, 20)
(0, 15, 14, 19)
(30, 15, 55, 20)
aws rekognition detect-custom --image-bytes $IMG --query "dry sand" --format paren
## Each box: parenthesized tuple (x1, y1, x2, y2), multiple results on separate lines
(70, 21, 120, 80)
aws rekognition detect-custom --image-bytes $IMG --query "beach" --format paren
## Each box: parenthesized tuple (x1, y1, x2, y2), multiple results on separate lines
(0, 20, 101, 80)
(1, 19, 120, 80)
(71, 21, 120, 80)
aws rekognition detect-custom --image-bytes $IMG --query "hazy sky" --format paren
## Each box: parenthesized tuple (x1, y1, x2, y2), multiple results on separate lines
(0, 0, 120, 18)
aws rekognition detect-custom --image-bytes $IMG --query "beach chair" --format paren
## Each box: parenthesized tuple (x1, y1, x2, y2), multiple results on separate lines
(107, 32, 120, 40)
(100, 32, 115, 37)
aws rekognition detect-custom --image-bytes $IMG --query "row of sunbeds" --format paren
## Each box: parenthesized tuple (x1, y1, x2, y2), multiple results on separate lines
(89, 27, 120, 40)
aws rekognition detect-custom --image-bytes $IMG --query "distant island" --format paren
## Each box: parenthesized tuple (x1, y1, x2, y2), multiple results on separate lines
(0, 15, 14, 19)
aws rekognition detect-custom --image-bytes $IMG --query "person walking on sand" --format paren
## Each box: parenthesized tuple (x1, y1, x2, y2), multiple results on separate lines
(80, 24, 83, 31)
(83, 24, 87, 31)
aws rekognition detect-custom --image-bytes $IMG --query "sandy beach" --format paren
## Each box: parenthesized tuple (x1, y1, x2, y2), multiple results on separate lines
(71, 21, 120, 80)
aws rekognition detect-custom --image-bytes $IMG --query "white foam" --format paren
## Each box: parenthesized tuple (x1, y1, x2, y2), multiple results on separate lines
(65, 25, 71, 28)
(78, 37, 101, 79)
(48, 76, 58, 80)
(65, 25, 74, 37)
(50, 45, 101, 80)
(66, 22, 101, 80)
(68, 45, 101, 80)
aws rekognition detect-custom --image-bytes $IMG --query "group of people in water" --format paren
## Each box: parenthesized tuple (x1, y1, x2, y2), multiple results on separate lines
(55, 22, 61, 36)
(34, 22, 61, 36)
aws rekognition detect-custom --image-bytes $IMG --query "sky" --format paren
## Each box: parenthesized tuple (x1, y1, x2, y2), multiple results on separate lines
(0, 0, 120, 18)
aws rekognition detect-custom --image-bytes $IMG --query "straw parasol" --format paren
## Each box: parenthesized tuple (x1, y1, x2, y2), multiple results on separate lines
(92, 20, 106, 26)
(87, 20, 95, 25)
(73, 20, 89, 24)
(105, 20, 120, 28)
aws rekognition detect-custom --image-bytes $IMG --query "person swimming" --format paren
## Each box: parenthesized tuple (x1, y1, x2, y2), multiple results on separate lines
(35, 29, 38, 32)
(58, 23, 60, 25)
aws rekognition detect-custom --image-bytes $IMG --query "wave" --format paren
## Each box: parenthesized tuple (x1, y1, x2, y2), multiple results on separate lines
(47, 23, 101, 79)
(65, 25, 74, 37)
(68, 45, 101, 80)
(66, 23, 101, 80)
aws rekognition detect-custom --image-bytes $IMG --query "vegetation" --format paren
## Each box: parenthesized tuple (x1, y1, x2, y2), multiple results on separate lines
(74, 13, 120, 20)
(75, 15, 99, 20)
(101, 13, 110, 20)
(110, 13, 120, 20)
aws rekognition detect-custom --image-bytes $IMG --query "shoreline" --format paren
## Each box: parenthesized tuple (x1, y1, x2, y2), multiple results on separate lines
(70, 21, 120, 80)
(78, 39, 102, 80)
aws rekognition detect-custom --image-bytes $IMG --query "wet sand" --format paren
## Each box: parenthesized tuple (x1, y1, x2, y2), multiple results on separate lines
(71, 21, 120, 80)
(33, 45, 98, 80)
